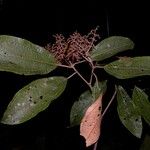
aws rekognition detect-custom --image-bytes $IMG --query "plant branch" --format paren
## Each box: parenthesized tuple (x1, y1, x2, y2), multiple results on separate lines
(93, 142, 98, 150)
(57, 60, 86, 68)
(102, 90, 117, 118)
(94, 65, 104, 69)
(90, 67, 94, 84)
(70, 63, 92, 89)
(93, 73, 99, 85)
(73, 60, 86, 66)
(67, 72, 76, 79)
(57, 64, 72, 68)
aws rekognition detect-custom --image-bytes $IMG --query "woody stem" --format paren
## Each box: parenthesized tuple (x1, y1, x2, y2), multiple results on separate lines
(70, 63, 92, 90)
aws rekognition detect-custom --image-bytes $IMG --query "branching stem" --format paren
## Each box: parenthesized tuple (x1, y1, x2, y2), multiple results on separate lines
(102, 90, 117, 118)
(94, 65, 104, 69)
(93, 142, 98, 150)
(67, 72, 76, 79)
(57, 64, 72, 68)
(71, 63, 92, 89)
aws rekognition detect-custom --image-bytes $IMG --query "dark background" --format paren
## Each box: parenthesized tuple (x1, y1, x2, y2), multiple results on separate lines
(0, 0, 150, 150)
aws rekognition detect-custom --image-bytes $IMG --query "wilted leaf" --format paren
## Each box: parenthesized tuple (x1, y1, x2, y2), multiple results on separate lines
(70, 81, 107, 126)
(117, 86, 142, 138)
(90, 36, 134, 61)
(0, 35, 57, 75)
(104, 56, 150, 79)
(80, 95, 102, 147)
(132, 87, 150, 125)
(1, 76, 67, 125)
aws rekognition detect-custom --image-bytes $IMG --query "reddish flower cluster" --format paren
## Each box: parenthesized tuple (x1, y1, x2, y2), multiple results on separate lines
(45, 28, 99, 64)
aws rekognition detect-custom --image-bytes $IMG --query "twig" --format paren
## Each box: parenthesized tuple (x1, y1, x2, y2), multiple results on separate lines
(81, 56, 95, 84)
(67, 72, 76, 79)
(73, 60, 86, 66)
(90, 67, 94, 84)
(93, 142, 98, 150)
(102, 90, 117, 118)
(57, 60, 85, 68)
(57, 64, 72, 68)
(94, 65, 104, 69)
(93, 90, 116, 150)
(93, 73, 99, 86)
(70, 63, 92, 89)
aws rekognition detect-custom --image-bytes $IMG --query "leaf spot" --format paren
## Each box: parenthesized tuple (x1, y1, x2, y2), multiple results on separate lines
(40, 96, 43, 99)
(98, 107, 101, 110)
(29, 99, 32, 102)
(135, 118, 139, 122)
(123, 117, 126, 120)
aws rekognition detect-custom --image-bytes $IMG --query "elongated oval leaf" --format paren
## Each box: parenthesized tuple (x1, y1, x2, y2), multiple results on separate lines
(0, 35, 57, 75)
(117, 86, 142, 138)
(1, 76, 67, 125)
(90, 36, 134, 61)
(132, 87, 150, 125)
(70, 81, 107, 126)
(104, 56, 150, 79)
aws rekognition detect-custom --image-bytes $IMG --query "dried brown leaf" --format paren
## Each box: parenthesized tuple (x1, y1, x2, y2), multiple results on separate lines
(80, 94, 103, 147)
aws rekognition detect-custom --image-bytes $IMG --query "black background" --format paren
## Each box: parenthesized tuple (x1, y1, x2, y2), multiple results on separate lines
(0, 0, 150, 150)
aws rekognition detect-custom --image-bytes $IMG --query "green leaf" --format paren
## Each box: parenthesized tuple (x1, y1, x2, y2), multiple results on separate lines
(1, 76, 67, 125)
(0, 35, 57, 75)
(70, 91, 93, 126)
(117, 86, 142, 138)
(91, 80, 107, 100)
(132, 87, 150, 126)
(70, 81, 106, 126)
(90, 36, 134, 61)
(104, 56, 150, 79)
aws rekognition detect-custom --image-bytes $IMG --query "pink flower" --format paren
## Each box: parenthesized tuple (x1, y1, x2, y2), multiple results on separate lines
(45, 27, 99, 64)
